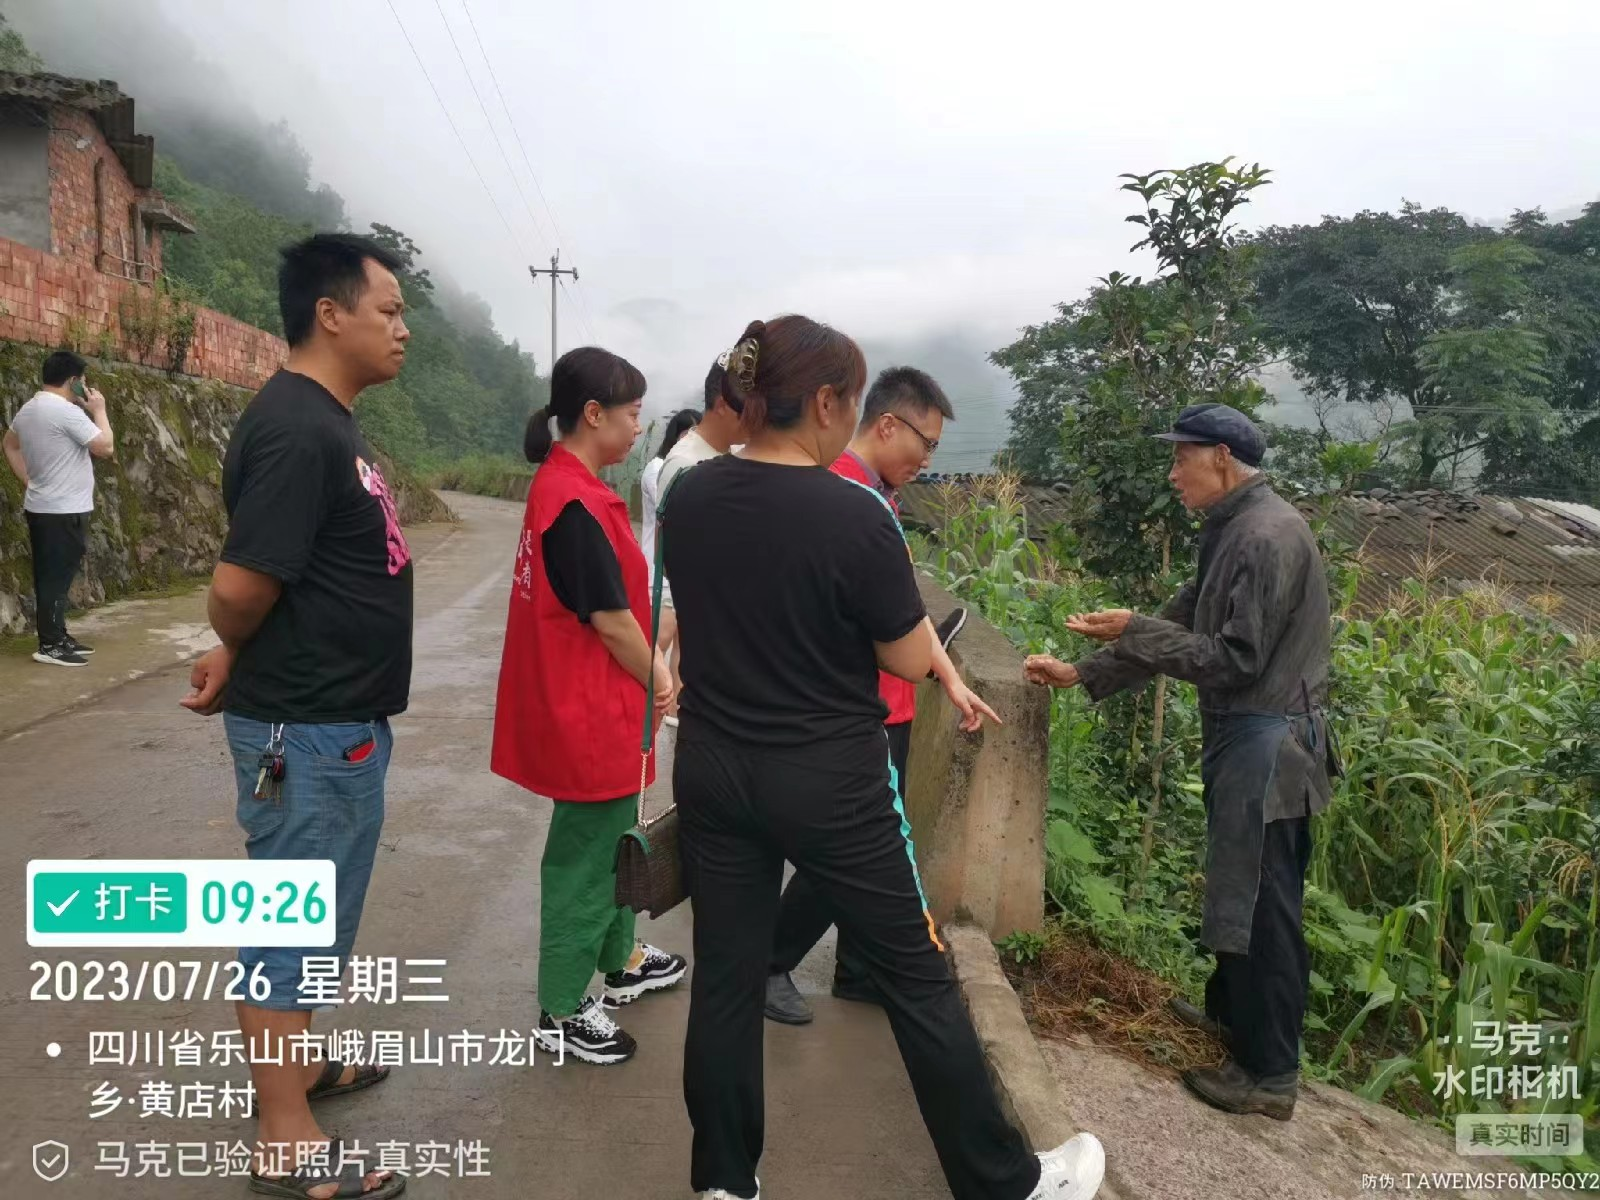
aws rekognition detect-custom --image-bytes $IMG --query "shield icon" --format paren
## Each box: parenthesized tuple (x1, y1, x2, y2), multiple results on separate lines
(33, 1140, 69, 1182)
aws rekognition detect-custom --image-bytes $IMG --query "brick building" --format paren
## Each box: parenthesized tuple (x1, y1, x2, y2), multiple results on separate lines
(0, 71, 285, 389)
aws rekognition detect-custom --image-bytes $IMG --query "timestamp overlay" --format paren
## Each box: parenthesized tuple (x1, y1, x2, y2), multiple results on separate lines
(28, 859, 336, 948)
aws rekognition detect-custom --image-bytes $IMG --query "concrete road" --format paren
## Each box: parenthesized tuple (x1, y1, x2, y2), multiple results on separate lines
(0, 492, 947, 1199)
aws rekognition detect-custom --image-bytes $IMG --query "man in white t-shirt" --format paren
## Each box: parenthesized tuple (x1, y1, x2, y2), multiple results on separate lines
(3, 350, 116, 666)
(652, 358, 742, 722)
(658, 358, 742, 496)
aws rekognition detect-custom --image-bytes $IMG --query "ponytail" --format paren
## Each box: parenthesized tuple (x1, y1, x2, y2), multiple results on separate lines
(524, 347, 647, 464)
(524, 406, 555, 463)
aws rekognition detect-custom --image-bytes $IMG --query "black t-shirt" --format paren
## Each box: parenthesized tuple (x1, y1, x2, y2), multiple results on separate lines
(220, 370, 415, 723)
(663, 455, 926, 749)
(543, 501, 628, 622)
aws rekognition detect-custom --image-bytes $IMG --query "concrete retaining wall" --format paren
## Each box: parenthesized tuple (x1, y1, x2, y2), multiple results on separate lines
(905, 576, 1047, 940)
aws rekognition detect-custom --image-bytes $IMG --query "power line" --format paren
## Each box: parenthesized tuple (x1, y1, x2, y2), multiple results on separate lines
(384, 0, 534, 271)
(430, 0, 554, 259)
(459, 0, 600, 343)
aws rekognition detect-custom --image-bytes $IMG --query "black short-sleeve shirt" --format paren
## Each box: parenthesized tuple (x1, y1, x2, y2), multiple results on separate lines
(663, 455, 927, 749)
(542, 500, 629, 621)
(220, 370, 414, 723)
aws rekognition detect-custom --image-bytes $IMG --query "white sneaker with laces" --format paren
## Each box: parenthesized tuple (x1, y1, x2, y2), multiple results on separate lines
(696, 1178, 758, 1199)
(1027, 1132, 1105, 1199)
(604, 941, 688, 1006)
(534, 995, 637, 1064)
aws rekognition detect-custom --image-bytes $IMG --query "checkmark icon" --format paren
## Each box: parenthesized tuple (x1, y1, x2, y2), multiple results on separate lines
(46, 890, 80, 918)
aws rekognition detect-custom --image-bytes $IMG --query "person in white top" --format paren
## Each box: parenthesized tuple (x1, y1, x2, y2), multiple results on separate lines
(641, 407, 702, 724)
(3, 350, 116, 667)
(653, 358, 746, 721)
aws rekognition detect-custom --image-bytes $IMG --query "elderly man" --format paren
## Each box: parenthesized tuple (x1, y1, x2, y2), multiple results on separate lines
(1025, 403, 1335, 1121)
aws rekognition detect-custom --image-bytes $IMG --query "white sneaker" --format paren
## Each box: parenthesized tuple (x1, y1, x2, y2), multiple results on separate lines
(1027, 1132, 1105, 1199)
(697, 1179, 758, 1199)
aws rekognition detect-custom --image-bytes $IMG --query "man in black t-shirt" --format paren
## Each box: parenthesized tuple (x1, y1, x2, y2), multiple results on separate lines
(181, 234, 413, 1199)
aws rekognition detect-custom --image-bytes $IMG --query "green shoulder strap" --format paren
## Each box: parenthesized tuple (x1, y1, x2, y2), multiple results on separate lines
(638, 463, 695, 757)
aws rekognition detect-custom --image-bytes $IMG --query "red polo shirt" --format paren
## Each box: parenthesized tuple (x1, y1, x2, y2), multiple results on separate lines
(830, 450, 917, 727)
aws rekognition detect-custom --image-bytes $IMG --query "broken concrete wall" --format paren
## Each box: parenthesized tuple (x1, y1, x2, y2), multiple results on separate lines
(906, 575, 1048, 939)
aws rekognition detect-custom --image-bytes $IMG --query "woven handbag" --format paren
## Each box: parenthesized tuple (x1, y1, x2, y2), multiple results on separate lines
(614, 469, 687, 917)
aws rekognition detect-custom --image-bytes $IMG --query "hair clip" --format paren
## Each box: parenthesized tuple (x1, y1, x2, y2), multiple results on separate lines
(728, 337, 759, 392)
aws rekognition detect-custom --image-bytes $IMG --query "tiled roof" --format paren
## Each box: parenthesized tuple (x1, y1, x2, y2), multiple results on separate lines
(898, 476, 1600, 634)
(1319, 488, 1600, 633)
(0, 71, 156, 189)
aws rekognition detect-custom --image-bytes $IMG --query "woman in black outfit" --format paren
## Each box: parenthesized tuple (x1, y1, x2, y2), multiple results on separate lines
(663, 314, 1105, 1200)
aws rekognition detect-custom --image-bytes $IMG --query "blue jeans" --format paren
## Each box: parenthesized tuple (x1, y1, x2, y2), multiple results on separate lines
(224, 713, 392, 1011)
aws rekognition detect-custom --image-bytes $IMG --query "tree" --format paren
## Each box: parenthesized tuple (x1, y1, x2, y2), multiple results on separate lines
(994, 159, 1274, 888)
(367, 223, 435, 305)
(993, 296, 1100, 480)
(1478, 203, 1600, 501)
(996, 159, 1273, 601)
(1252, 203, 1491, 484)
(1252, 200, 1600, 492)
(0, 15, 42, 72)
(1411, 239, 1550, 485)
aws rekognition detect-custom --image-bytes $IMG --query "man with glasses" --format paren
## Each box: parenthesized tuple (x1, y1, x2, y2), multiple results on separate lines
(764, 366, 991, 1024)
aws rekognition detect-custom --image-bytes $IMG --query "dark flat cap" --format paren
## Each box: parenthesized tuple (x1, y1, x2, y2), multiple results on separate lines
(1152, 403, 1266, 466)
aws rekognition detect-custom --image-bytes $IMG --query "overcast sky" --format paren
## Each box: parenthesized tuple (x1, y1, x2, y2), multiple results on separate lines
(11, 0, 1600, 466)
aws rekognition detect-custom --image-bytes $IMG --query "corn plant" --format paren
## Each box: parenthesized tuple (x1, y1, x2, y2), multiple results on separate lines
(920, 490, 1600, 1155)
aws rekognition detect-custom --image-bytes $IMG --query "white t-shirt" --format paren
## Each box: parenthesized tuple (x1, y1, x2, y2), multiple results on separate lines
(11, 390, 100, 514)
(641, 455, 666, 585)
(658, 428, 722, 496)
(654, 429, 724, 608)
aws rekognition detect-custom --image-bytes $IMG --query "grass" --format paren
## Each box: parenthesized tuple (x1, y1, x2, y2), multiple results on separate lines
(424, 454, 534, 499)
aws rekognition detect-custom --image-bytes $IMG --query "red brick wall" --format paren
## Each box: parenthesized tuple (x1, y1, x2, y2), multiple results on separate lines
(0, 234, 285, 390)
(45, 109, 165, 279)
(0, 107, 285, 390)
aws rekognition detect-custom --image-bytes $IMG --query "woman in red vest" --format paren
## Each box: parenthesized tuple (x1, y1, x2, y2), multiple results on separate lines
(491, 346, 686, 1066)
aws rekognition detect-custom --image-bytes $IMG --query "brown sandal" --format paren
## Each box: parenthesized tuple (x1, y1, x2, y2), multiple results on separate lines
(248, 1137, 406, 1198)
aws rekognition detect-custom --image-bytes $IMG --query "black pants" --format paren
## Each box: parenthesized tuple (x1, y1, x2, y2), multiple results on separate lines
(770, 720, 912, 981)
(676, 730, 1039, 1200)
(25, 511, 88, 649)
(1204, 815, 1312, 1078)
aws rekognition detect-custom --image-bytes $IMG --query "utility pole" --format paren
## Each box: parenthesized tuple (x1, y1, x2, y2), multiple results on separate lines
(528, 251, 579, 371)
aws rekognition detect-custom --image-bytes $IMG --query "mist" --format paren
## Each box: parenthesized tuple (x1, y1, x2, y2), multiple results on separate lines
(8, 0, 1600, 469)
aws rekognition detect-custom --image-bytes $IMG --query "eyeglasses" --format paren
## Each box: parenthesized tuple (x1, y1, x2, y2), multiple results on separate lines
(890, 412, 939, 456)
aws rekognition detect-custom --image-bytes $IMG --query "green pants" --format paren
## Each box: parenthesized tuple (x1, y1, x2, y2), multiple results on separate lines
(539, 794, 638, 1017)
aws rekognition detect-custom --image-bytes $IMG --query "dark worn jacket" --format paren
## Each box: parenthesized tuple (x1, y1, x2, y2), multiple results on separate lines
(1075, 475, 1334, 822)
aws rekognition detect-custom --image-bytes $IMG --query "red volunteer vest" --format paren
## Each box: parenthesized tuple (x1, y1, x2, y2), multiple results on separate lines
(830, 452, 917, 727)
(491, 444, 656, 801)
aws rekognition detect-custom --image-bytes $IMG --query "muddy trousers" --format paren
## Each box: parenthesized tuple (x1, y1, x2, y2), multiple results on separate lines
(770, 720, 912, 982)
(25, 510, 88, 649)
(1204, 815, 1312, 1078)
(538, 795, 637, 1018)
(675, 731, 1040, 1200)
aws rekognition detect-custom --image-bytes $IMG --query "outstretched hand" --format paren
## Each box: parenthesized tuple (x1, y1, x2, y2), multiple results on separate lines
(1023, 655, 1080, 689)
(1065, 609, 1134, 643)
